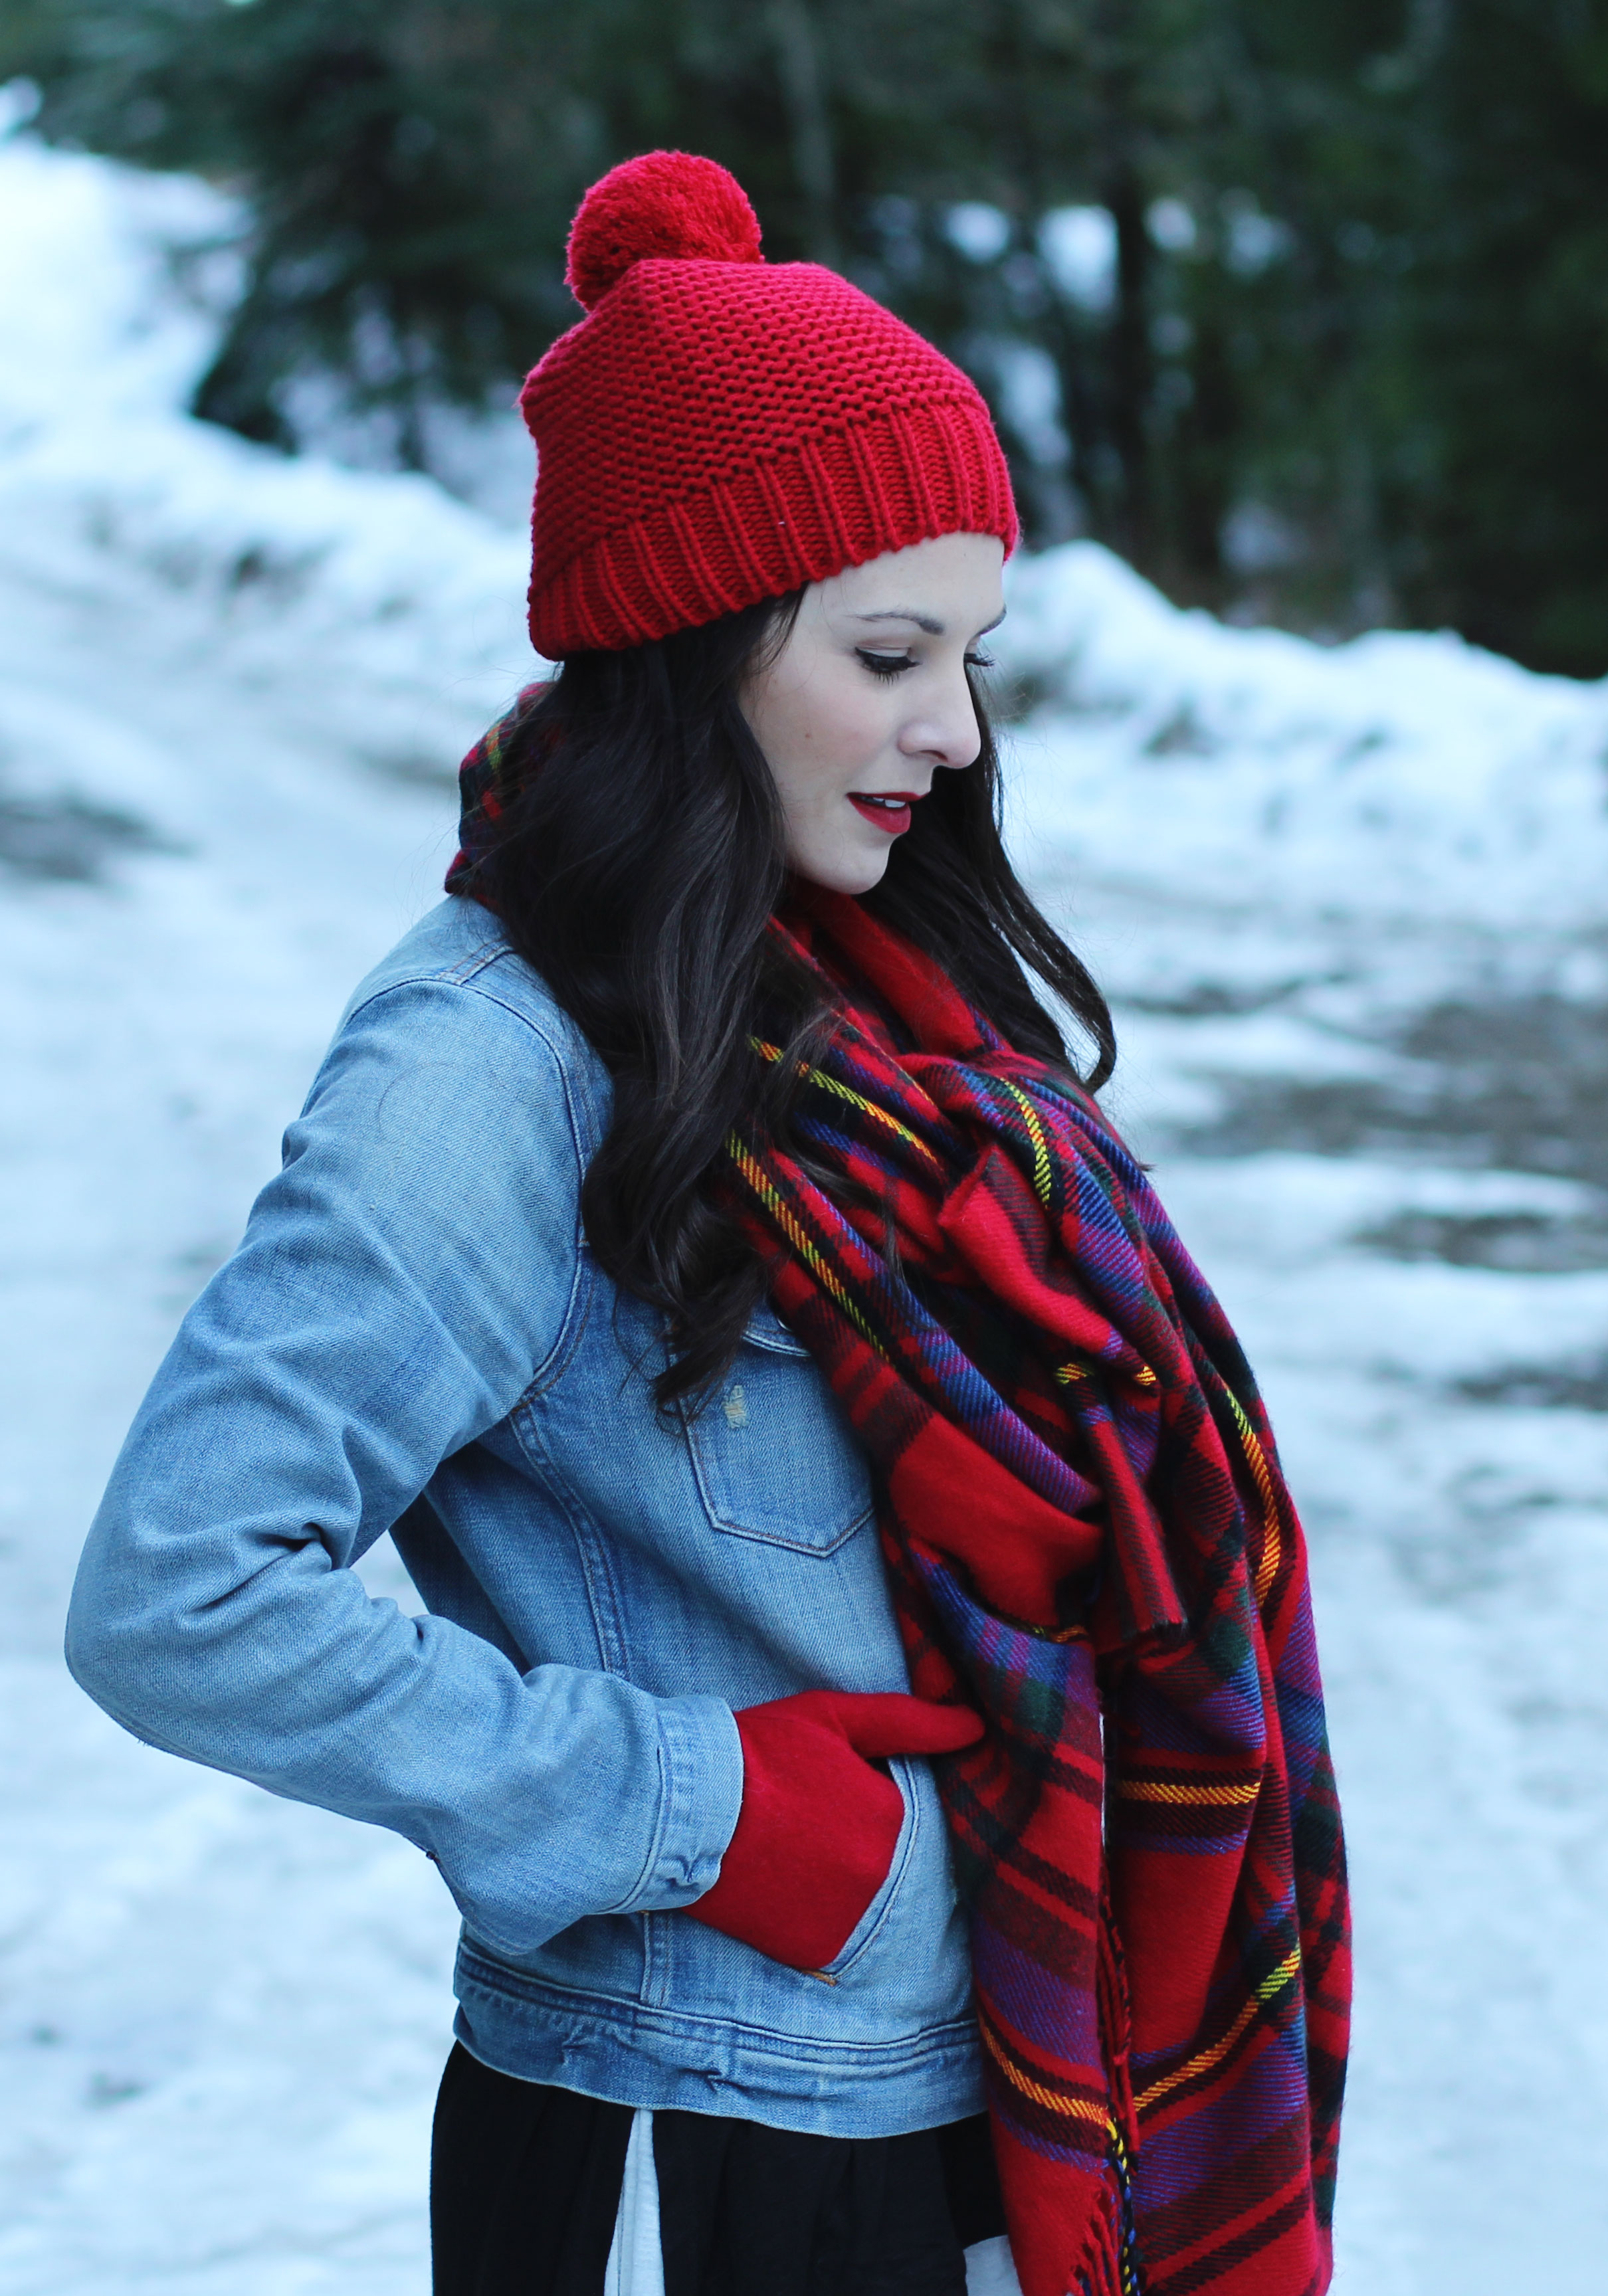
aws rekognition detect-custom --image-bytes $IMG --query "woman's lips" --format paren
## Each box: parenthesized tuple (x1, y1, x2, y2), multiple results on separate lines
(849, 792, 916, 834)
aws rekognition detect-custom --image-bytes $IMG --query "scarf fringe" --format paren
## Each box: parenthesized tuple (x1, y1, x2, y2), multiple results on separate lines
(1097, 1887, 1140, 2156)
(1070, 2138, 1146, 2296)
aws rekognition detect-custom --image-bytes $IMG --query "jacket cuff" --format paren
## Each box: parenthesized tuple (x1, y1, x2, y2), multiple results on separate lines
(629, 1693, 744, 1910)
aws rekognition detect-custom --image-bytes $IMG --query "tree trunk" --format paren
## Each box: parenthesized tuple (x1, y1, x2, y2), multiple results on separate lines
(1101, 155, 1153, 562)
(768, 0, 839, 267)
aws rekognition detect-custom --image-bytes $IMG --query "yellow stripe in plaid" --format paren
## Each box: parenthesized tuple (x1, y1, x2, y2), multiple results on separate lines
(1223, 1386, 1282, 1606)
(1000, 1078, 1054, 1208)
(979, 2016, 1111, 2129)
(1135, 1945, 1302, 2113)
(751, 1040, 944, 1170)
(727, 1141, 885, 1355)
(1119, 1778, 1262, 1807)
(1056, 1356, 1159, 1392)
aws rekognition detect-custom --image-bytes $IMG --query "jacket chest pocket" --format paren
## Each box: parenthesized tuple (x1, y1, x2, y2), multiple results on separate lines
(683, 1308, 874, 1555)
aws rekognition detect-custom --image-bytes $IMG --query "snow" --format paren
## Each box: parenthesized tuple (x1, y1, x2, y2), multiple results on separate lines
(2, 118, 1605, 2293)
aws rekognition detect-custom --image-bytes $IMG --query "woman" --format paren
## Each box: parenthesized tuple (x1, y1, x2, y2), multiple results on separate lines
(67, 153, 1349, 2296)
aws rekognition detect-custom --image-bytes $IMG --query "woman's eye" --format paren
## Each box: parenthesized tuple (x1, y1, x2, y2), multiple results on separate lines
(964, 651, 996, 672)
(855, 649, 916, 678)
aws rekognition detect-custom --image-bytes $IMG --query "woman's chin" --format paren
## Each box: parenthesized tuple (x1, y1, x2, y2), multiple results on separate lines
(787, 842, 894, 898)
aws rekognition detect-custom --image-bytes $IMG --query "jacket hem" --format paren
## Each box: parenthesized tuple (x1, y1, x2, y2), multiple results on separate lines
(452, 1943, 986, 2137)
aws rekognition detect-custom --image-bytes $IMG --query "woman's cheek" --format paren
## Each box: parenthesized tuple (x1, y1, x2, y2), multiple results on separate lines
(821, 674, 890, 780)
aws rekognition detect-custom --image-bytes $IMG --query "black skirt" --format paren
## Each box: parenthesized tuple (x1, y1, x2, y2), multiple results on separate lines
(431, 2043, 1008, 2296)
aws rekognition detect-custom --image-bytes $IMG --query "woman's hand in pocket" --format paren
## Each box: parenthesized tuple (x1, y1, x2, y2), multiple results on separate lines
(686, 1689, 983, 1971)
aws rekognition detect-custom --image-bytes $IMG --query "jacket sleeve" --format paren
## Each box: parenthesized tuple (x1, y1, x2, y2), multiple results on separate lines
(64, 969, 744, 1961)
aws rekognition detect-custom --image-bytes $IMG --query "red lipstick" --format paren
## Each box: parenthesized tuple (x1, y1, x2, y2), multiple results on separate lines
(849, 791, 917, 835)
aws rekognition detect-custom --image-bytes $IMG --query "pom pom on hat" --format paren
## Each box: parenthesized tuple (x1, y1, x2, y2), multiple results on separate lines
(565, 149, 763, 312)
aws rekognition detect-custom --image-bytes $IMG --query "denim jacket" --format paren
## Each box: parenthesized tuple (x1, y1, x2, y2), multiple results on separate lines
(66, 896, 983, 2136)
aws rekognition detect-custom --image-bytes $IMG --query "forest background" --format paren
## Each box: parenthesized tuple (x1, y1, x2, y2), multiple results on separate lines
(5, 0, 1608, 677)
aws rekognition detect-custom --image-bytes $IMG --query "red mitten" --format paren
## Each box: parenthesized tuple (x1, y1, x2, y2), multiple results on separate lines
(688, 1689, 983, 1971)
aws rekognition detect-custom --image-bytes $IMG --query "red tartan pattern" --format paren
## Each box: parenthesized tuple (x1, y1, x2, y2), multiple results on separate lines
(726, 892, 1350, 2296)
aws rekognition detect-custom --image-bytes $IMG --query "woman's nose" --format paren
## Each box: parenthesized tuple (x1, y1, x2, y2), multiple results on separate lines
(900, 670, 983, 770)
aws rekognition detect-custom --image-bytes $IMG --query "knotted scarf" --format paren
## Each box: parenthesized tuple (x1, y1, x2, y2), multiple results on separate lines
(449, 699, 1350, 2296)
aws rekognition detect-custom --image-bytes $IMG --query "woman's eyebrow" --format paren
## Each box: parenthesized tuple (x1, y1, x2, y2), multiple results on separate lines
(851, 609, 944, 633)
(849, 607, 1007, 636)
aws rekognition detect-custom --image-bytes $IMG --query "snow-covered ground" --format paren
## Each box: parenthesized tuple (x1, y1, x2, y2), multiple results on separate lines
(2, 117, 1605, 2295)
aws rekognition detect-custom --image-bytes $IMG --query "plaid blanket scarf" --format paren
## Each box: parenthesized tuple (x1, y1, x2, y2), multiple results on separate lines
(728, 892, 1350, 2296)
(449, 700, 1349, 2296)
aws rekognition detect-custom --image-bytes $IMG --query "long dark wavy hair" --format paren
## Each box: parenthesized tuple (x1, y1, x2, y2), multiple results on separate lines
(471, 588, 1115, 1403)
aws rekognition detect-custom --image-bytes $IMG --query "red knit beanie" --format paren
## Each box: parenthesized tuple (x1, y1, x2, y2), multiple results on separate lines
(521, 150, 1017, 658)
